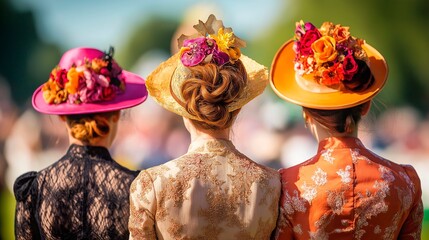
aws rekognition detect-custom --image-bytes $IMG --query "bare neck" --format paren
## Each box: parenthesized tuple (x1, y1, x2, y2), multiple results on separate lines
(183, 117, 231, 143)
(309, 120, 358, 143)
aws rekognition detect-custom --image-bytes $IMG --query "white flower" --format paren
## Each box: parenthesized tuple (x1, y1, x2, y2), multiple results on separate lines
(312, 167, 327, 186)
(337, 165, 352, 184)
(321, 149, 334, 164)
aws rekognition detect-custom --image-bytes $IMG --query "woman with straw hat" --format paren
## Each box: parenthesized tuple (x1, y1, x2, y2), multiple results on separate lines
(14, 47, 148, 239)
(270, 20, 423, 239)
(128, 14, 281, 239)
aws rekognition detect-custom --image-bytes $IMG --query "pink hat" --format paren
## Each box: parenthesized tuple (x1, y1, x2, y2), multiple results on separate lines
(32, 47, 148, 115)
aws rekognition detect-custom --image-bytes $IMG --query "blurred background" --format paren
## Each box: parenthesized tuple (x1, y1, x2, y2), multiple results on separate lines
(1, 0, 428, 238)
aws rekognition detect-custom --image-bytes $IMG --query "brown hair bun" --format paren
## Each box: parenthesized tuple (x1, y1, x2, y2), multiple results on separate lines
(181, 60, 247, 130)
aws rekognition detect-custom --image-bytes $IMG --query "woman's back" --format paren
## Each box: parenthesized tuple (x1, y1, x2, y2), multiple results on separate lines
(14, 144, 139, 239)
(276, 137, 422, 239)
(129, 139, 281, 240)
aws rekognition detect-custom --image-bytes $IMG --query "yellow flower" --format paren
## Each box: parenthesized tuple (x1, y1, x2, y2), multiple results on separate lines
(332, 24, 350, 43)
(311, 36, 337, 64)
(210, 28, 234, 54)
(91, 58, 107, 72)
(42, 80, 60, 104)
(66, 67, 80, 94)
(54, 90, 68, 104)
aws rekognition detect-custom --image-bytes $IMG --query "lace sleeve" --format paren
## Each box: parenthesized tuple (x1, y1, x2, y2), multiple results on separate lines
(129, 170, 157, 240)
(398, 165, 423, 239)
(13, 171, 40, 240)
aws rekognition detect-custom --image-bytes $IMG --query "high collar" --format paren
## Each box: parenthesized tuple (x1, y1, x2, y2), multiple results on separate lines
(66, 144, 112, 160)
(188, 138, 236, 154)
(317, 136, 366, 152)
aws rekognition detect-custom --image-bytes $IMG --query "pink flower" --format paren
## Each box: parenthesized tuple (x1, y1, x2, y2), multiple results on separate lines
(180, 37, 216, 67)
(298, 28, 321, 56)
(97, 75, 110, 87)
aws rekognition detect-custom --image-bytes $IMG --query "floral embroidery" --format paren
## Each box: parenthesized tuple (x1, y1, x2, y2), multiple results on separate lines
(282, 190, 307, 215)
(336, 165, 352, 184)
(321, 149, 334, 163)
(275, 137, 423, 240)
(350, 149, 360, 163)
(312, 167, 327, 186)
(399, 171, 415, 193)
(301, 182, 318, 203)
(130, 139, 280, 239)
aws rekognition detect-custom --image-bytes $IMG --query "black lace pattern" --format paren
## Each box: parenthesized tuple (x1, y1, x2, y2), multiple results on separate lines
(14, 144, 139, 240)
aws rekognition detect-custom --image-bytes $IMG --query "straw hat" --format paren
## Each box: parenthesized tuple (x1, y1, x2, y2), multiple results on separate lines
(32, 47, 148, 115)
(270, 21, 388, 110)
(146, 14, 268, 120)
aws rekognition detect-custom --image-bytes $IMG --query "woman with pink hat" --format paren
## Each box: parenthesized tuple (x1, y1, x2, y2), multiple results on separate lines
(270, 21, 423, 239)
(14, 47, 148, 239)
(128, 14, 281, 239)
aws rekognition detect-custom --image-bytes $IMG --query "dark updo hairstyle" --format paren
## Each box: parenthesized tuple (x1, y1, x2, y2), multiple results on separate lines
(181, 60, 247, 130)
(303, 102, 368, 134)
(65, 111, 118, 144)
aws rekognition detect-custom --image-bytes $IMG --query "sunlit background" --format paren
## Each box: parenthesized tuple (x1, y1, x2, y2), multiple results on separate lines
(1, 0, 428, 238)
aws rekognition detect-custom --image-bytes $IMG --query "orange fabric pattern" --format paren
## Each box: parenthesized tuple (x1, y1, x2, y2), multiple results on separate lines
(274, 137, 423, 240)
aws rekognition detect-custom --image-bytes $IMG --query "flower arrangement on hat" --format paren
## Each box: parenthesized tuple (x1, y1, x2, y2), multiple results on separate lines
(42, 47, 126, 105)
(293, 20, 369, 88)
(177, 15, 246, 67)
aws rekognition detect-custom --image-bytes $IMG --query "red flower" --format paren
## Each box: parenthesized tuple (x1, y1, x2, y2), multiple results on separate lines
(53, 68, 68, 88)
(320, 63, 344, 86)
(342, 52, 359, 80)
(102, 86, 115, 100)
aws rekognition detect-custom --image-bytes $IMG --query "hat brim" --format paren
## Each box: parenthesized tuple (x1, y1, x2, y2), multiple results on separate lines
(32, 70, 148, 115)
(146, 53, 268, 120)
(270, 40, 388, 110)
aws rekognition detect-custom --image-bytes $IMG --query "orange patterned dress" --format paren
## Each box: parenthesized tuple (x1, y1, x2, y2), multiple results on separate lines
(129, 138, 281, 240)
(274, 137, 423, 240)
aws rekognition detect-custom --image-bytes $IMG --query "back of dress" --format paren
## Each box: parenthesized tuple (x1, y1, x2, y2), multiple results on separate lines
(14, 144, 139, 240)
(129, 139, 281, 240)
(275, 137, 423, 240)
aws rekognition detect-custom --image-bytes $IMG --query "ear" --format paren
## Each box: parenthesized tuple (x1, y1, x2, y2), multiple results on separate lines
(361, 101, 371, 116)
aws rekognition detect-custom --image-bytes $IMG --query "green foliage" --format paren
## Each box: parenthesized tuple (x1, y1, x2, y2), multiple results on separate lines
(0, 0, 61, 107)
(116, 16, 179, 70)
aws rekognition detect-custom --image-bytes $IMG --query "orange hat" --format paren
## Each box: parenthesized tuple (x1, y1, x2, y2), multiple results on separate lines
(270, 21, 388, 110)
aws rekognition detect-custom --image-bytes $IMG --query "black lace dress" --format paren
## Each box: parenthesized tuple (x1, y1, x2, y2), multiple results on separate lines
(13, 144, 140, 240)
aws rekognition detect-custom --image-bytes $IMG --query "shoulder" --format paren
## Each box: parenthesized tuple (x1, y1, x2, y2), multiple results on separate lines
(399, 164, 422, 189)
(13, 171, 38, 201)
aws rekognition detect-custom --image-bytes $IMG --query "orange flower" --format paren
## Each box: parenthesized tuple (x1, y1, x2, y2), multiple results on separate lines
(311, 36, 338, 64)
(54, 90, 68, 104)
(319, 22, 334, 36)
(42, 80, 60, 104)
(332, 25, 350, 43)
(66, 67, 81, 94)
(227, 47, 241, 62)
(320, 63, 344, 86)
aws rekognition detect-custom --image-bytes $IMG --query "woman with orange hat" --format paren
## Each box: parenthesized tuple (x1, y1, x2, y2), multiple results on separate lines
(270, 21, 423, 239)
(128, 14, 281, 239)
(14, 47, 148, 239)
